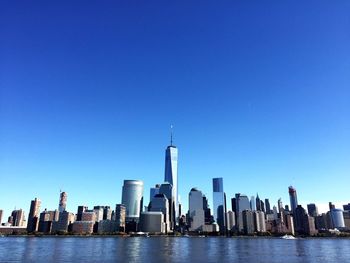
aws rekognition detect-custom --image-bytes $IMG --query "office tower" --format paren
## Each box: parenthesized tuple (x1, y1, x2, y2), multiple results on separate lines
(250, 196, 256, 211)
(72, 221, 95, 234)
(149, 193, 170, 232)
(242, 210, 254, 235)
(38, 209, 53, 233)
(294, 205, 317, 235)
(115, 204, 126, 232)
(254, 210, 266, 233)
(288, 186, 298, 213)
(11, 209, 25, 226)
(235, 193, 251, 232)
(330, 209, 345, 228)
(329, 202, 335, 211)
(164, 134, 179, 221)
(278, 198, 283, 213)
(273, 206, 278, 220)
(150, 184, 160, 202)
(343, 203, 350, 212)
(307, 204, 318, 217)
(231, 198, 236, 214)
(58, 191, 67, 213)
(203, 195, 213, 224)
(52, 211, 75, 233)
(188, 188, 205, 231)
(122, 180, 144, 222)
(103, 206, 112, 220)
(159, 182, 175, 230)
(265, 199, 271, 214)
(0, 210, 3, 224)
(77, 206, 88, 221)
(256, 194, 261, 211)
(81, 211, 96, 221)
(93, 206, 104, 222)
(213, 178, 226, 233)
(226, 211, 235, 231)
(284, 205, 290, 212)
(27, 198, 41, 233)
(139, 211, 166, 233)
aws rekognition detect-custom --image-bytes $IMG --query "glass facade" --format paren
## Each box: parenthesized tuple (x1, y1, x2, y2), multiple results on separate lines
(288, 186, 298, 213)
(121, 180, 144, 222)
(164, 145, 178, 219)
(212, 178, 225, 232)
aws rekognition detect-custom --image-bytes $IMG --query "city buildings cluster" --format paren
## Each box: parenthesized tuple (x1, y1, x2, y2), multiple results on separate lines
(1, 139, 349, 236)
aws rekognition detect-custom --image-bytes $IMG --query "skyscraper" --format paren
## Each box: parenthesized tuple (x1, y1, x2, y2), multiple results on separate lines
(0, 210, 3, 224)
(265, 199, 271, 214)
(213, 177, 226, 233)
(150, 184, 160, 202)
(288, 186, 298, 213)
(188, 188, 205, 231)
(307, 203, 318, 217)
(58, 191, 67, 213)
(121, 180, 144, 222)
(27, 198, 41, 233)
(164, 133, 179, 220)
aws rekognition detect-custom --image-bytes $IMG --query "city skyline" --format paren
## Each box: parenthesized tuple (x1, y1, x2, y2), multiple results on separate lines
(1, 1, 349, 221)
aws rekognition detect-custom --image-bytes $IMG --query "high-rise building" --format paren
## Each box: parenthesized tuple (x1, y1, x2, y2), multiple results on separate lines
(0, 210, 3, 224)
(188, 188, 205, 231)
(329, 202, 335, 211)
(242, 210, 254, 235)
(265, 199, 271, 214)
(77, 206, 88, 221)
(27, 198, 41, 233)
(38, 209, 53, 233)
(307, 204, 318, 217)
(52, 211, 75, 233)
(159, 182, 175, 230)
(203, 195, 213, 224)
(288, 186, 298, 213)
(343, 203, 350, 212)
(277, 198, 283, 213)
(235, 193, 250, 233)
(121, 180, 144, 222)
(150, 184, 160, 202)
(164, 136, 179, 221)
(115, 204, 126, 232)
(226, 211, 235, 231)
(11, 209, 25, 226)
(330, 209, 345, 228)
(58, 191, 67, 213)
(256, 194, 261, 211)
(254, 210, 266, 233)
(149, 193, 170, 233)
(213, 178, 226, 233)
(250, 196, 256, 211)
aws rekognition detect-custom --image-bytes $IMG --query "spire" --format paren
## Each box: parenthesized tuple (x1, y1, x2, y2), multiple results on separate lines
(170, 124, 173, 146)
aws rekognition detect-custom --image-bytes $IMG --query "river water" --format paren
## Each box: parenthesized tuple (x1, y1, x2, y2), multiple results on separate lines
(0, 236, 349, 262)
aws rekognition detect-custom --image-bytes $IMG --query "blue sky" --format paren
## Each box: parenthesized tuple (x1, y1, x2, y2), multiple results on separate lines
(1, 1, 349, 220)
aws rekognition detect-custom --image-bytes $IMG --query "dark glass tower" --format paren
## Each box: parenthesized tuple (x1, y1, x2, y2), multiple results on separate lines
(288, 186, 298, 213)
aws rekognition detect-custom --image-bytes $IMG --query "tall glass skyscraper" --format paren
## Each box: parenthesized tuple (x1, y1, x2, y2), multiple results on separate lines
(164, 142, 178, 220)
(288, 186, 298, 213)
(213, 177, 226, 233)
(121, 180, 144, 222)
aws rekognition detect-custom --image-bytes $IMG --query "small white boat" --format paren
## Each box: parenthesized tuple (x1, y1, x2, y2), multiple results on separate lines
(281, 234, 296, 240)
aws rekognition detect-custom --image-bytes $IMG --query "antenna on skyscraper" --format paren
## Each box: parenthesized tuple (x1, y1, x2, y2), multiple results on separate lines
(170, 124, 174, 146)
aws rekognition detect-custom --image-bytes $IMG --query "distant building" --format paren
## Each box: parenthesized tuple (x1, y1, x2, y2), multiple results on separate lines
(27, 198, 41, 233)
(343, 203, 350, 212)
(38, 209, 53, 233)
(254, 211, 266, 233)
(203, 195, 213, 224)
(115, 204, 126, 232)
(226, 211, 235, 231)
(52, 211, 74, 233)
(159, 182, 175, 230)
(250, 196, 256, 212)
(97, 220, 118, 234)
(288, 186, 298, 213)
(235, 193, 250, 233)
(265, 199, 271, 214)
(72, 221, 94, 234)
(122, 180, 144, 223)
(330, 209, 345, 229)
(58, 191, 67, 213)
(329, 202, 335, 211)
(93, 206, 104, 222)
(139, 211, 166, 233)
(77, 206, 88, 221)
(242, 210, 254, 235)
(307, 204, 318, 217)
(11, 209, 25, 227)
(188, 188, 205, 232)
(277, 198, 283, 213)
(0, 210, 3, 224)
(213, 178, 226, 234)
(150, 184, 161, 203)
(294, 205, 317, 235)
(149, 193, 170, 233)
(164, 138, 179, 221)
(81, 211, 96, 222)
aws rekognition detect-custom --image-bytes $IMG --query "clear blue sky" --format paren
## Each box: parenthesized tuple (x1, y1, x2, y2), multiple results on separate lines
(1, 1, 349, 220)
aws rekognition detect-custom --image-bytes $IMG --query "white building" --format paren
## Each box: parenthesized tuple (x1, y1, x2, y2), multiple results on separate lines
(189, 188, 205, 231)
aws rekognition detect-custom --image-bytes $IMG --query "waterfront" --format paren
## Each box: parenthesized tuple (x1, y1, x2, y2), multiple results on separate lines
(1, 237, 350, 263)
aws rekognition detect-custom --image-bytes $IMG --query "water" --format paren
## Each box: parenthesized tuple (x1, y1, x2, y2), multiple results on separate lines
(0, 236, 349, 263)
